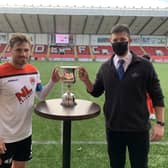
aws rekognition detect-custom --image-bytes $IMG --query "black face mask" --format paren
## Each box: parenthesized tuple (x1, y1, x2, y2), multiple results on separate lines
(112, 41, 128, 56)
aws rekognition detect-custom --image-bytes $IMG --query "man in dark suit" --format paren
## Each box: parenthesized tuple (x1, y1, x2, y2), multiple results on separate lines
(78, 24, 165, 168)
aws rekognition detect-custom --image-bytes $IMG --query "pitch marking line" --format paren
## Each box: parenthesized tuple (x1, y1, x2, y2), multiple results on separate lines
(32, 140, 168, 145)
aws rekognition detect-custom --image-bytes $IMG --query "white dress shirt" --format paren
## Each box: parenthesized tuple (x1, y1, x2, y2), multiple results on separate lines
(113, 52, 132, 72)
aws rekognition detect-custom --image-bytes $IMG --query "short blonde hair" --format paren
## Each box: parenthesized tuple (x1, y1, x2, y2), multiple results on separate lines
(9, 33, 32, 48)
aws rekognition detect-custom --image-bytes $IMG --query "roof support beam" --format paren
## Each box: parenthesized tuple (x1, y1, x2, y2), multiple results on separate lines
(53, 15, 56, 33)
(150, 17, 168, 35)
(21, 14, 28, 32)
(114, 16, 120, 25)
(129, 16, 137, 27)
(4, 14, 15, 32)
(82, 16, 88, 34)
(96, 16, 104, 34)
(37, 15, 42, 33)
(68, 15, 71, 34)
(137, 17, 153, 35)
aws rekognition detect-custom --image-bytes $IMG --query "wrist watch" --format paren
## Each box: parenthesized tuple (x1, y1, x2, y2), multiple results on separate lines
(156, 121, 165, 126)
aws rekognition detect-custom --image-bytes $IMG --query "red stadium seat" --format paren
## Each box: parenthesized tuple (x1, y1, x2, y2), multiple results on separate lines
(130, 46, 145, 56)
(91, 45, 113, 62)
(2, 44, 12, 59)
(0, 44, 7, 53)
(33, 45, 48, 61)
(142, 46, 168, 56)
(76, 46, 92, 61)
(49, 46, 75, 61)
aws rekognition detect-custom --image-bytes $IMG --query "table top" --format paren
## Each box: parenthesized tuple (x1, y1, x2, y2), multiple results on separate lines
(34, 98, 101, 120)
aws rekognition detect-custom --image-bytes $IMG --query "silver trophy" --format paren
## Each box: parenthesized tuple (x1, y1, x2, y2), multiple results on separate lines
(60, 66, 78, 107)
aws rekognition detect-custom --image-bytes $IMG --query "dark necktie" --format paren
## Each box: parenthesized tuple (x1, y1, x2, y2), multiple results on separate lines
(117, 59, 125, 80)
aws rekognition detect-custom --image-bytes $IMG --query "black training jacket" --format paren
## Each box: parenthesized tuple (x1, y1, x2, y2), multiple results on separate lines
(90, 52, 164, 131)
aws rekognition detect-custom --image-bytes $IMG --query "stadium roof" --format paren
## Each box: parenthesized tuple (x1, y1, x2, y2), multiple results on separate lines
(0, 4, 168, 35)
(0, 0, 167, 8)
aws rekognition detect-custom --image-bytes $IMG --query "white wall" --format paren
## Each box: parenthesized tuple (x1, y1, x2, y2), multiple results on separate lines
(90, 35, 110, 46)
(0, 33, 7, 43)
(35, 34, 48, 45)
(75, 35, 90, 45)
(2, 33, 168, 47)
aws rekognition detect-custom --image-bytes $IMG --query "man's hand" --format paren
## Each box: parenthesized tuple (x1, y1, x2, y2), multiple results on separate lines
(51, 67, 60, 83)
(78, 67, 89, 82)
(150, 124, 164, 141)
(78, 66, 93, 92)
(0, 138, 6, 154)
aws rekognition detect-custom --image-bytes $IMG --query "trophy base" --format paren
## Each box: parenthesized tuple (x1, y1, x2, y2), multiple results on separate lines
(61, 101, 77, 107)
(61, 92, 77, 107)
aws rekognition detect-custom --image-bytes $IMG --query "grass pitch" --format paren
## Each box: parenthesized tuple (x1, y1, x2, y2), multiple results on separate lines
(27, 61, 168, 168)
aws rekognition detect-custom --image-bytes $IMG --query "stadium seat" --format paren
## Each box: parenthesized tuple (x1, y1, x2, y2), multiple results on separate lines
(130, 46, 145, 56)
(142, 46, 168, 56)
(49, 46, 75, 61)
(0, 44, 6, 53)
(91, 45, 113, 62)
(76, 45, 92, 61)
(33, 45, 48, 61)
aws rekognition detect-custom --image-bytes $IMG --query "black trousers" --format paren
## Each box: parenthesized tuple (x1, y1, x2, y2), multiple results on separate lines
(106, 129, 149, 168)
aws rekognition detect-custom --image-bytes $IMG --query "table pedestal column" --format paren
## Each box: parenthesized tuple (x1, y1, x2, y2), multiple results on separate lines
(63, 120, 71, 168)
